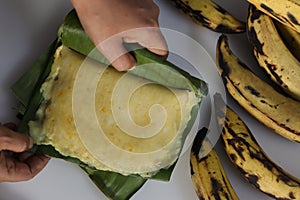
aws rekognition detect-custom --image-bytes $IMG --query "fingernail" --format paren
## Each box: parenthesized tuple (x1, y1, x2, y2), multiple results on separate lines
(39, 155, 51, 162)
(127, 65, 136, 71)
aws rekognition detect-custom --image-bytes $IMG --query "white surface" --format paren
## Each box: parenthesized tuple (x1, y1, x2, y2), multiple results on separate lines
(0, 0, 299, 200)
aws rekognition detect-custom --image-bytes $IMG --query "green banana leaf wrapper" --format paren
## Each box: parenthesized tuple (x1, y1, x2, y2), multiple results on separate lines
(11, 10, 207, 200)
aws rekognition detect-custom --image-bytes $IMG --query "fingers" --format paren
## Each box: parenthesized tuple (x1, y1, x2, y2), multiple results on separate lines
(98, 37, 136, 71)
(0, 124, 50, 182)
(98, 28, 168, 71)
(0, 124, 33, 152)
(123, 28, 169, 58)
(0, 152, 50, 182)
(22, 155, 50, 180)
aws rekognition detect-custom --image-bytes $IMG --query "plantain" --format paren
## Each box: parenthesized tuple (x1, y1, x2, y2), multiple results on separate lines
(190, 127, 239, 200)
(216, 34, 300, 143)
(215, 102, 300, 200)
(247, 0, 300, 33)
(169, 0, 245, 33)
(274, 20, 300, 61)
(247, 6, 300, 101)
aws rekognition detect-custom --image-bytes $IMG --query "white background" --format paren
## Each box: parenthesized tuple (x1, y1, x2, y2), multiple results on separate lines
(0, 0, 299, 199)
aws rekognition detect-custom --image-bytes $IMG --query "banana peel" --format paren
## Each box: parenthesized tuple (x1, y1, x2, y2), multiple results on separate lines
(190, 127, 239, 200)
(170, 0, 245, 33)
(217, 104, 300, 199)
(216, 34, 300, 143)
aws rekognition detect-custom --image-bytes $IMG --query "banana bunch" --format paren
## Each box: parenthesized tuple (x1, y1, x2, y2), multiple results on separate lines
(216, 34, 300, 143)
(190, 127, 239, 200)
(247, 6, 300, 101)
(169, 0, 245, 33)
(247, 0, 300, 33)
(216, 103, 300, 199)
(169, 1, 300, 199)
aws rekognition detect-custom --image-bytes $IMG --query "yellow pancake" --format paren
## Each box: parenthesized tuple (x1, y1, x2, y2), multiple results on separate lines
(29, 46, 198, 176)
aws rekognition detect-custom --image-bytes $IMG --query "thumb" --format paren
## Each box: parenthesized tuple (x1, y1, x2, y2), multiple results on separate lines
(111, 53, 136, 71)
(0, 125, 33, 152)
(97, 37, 136, 71)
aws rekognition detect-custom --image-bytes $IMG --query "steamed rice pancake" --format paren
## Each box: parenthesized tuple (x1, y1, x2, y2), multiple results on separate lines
(29, 46, 198, 176)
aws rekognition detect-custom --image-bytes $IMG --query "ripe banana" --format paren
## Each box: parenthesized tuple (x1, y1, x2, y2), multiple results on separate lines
(169, 0, 245, 33)
(274, 20, 300, 61)
(247, 6, 300, 101)
(217, 104, 300, 200)
(247, 0, 300, 33)
(190, 127, 239, 200)
(216, 34, 300, 143)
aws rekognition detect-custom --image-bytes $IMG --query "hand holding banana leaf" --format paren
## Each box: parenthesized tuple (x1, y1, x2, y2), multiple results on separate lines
(0, 123, 49, 182)
(70, 0, 168, 71)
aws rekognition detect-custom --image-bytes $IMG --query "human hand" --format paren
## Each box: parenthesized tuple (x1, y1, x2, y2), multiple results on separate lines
(0, 123, 50, 182)
(70, 0, 168, 71)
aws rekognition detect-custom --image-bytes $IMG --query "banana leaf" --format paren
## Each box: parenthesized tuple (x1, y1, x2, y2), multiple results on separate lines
(12, 9, 207, 200)
(11, 40, 59, 115)
(36, 145, 147, 200)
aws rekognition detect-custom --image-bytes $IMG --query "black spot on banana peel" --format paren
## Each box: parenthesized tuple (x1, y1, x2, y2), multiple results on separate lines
(247, 27, 265, 56)
(169, 0, 245, 33)
(264, 62, 285, 87)
(287, 12, 300, 26)
(244, 86, 261, 97)
(191, 127, 208, 160)
(260, 3, 277, 20)
(190, 161, 195, 175)
(289, 192, 296, 199)
(229, 153, 237, 162)
(215, 24, 243, 35)
(247, 7, 265, 57)
(211, 177, 231, 200)
(214, 4, 227, 15)
(219, 105, 300, 200)
(249, 6, 261, 23)
(216, 34, 300, 142)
